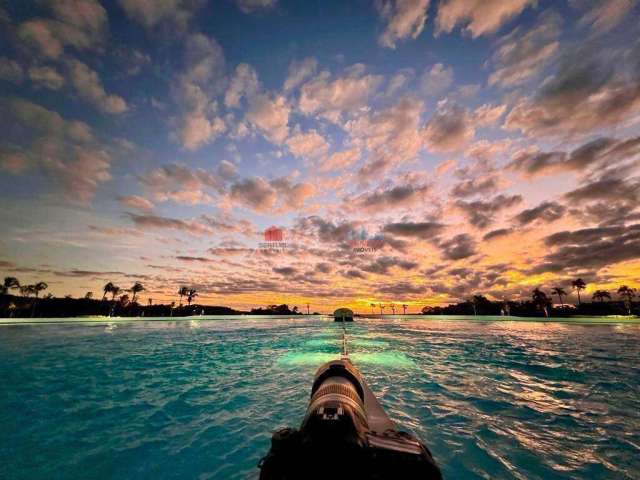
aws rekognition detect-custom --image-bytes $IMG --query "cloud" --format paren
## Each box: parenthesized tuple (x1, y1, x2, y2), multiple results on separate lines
(17, 0, 108, 58)
(66, 59, 128, 114)
(286, 128, 329, 159)
(138, 163, 227, 204)
(1, 98, 111, 203)
(377, 281, 426, 295)
(532, 223, 640, 273)
(341, 269, 367, 279)
(284, 57, 317, 92)
(0, 57, 24, 83)
(229, 177, 276, 212)
(246, 93, 290, 143)
(451, 175, 501, 197)
(126, 213, 214, 235)
(270, 176, 317, 209)
(435, 0, 536, 38)
(574, 0, 636, 33)
(455, 194, 523, 229)
(419, 63, 454, 96)
(234, 0, 278, 13)
(439, 233, 476, 260)
(118, 195, 155, 211)
(488, 10, 561, 87)
(424, 100, 474, 152)
(362, 256, 418, 274)
(483, 227, 513, 241)
(173, 33, 227, 150)
(349, 181, 431, 212)
(224, 63, 259, 108)
(504, 41, 640, 138)
(377, 0, 430, 49)
(348, 96, 424, 177)
(118, 0, 203, 29)
(0, 150, 28, 174)
(509, 135, 640, 178)
(435, 158, 456, 176)
(382, 221, 445, 239)
(28, 65, 65, 90)
(319, 148, 361, 173)
(473, 103, 506, 127)
(514, 201, 566, 225)
(564, 178, 640, 203)
(299, 64, 384, 123)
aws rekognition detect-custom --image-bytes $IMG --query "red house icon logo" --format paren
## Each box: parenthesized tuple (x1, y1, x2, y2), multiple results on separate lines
(264, 226, 284, 242)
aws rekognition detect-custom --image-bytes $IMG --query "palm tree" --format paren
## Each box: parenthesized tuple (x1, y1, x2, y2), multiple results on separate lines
(130, 282, 144, 303)
(187, 288, 198, 306)
(19, 285, 30, 297)
(102, 282, 114, 301)
(178, 286, 188, 306)
(110, 286, 121, 301)
(85, 291, 93, 299)
(551, 287, 566, 306)
(29, 282, 48, 318)
(618, 285, 637, 315)
(390, 304, 396, 314)
(4, 277, 20, 294)
(592, 290, 611, 303)
(119, 294, 130, 307)
(532, 288, 551, 317)
(33, 282, 48, 298)
(572, 278, 586, 305)
(379, 303, 385, 315)
(370, 303, 376, 315)
(402, 304, 408, 315)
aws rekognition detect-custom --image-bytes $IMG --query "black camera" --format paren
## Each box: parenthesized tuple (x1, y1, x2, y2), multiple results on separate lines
(259, 359, 443, 479)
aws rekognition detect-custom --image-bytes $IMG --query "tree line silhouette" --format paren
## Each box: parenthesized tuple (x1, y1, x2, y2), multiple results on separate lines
(0, 275, 637, 318)
(420, 279, 637, 317)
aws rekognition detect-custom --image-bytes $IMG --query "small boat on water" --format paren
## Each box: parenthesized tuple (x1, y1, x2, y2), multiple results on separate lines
(333, 307, 353, 322)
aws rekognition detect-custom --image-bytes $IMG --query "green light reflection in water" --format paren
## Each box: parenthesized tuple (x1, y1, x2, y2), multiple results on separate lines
(303, 338, 388, 349)
(277, 351, 415, 368)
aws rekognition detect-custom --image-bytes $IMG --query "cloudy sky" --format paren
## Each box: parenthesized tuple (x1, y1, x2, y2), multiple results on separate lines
(1, 0, 639, 312)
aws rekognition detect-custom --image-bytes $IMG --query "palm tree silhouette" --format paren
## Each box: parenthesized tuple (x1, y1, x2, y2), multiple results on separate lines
(370, 303, 375, 315)
(592, 290, 611, 303)
(4, 277, 20, 294)
(390, 304, 396, 314)
(532, 288, 551, 317)
(178, 286, 188, 306)
(379, 303, 385, 315)
(110, 286, 121, 301)
(402, 304, 408, 315)
(33, 282, 48, 298)
(572, 278, 586, 305)
(130, 282, 144, 303)
(102, 282, 114, 301)
(617, 285, 637, 315)
(187, 288, 198, 306)
(551, 287, 566, 307)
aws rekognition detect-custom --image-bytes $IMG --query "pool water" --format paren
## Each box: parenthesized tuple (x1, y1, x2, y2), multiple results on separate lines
(1, 317, 639, 479)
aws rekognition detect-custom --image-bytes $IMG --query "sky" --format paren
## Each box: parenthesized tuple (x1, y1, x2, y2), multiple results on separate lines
(0, 0, 639, 313)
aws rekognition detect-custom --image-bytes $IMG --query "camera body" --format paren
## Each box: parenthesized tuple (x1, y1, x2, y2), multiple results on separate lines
(259, 359, 442, 480)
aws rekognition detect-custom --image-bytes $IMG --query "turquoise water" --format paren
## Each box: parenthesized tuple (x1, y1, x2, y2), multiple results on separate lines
(1, 317, 639, 479)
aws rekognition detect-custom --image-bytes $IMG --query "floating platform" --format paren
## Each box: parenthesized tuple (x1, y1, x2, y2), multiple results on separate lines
(333, 307, 354, 322)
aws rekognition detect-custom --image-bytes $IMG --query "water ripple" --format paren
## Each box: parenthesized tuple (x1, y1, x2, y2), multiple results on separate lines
(1, 318, 639, 479)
